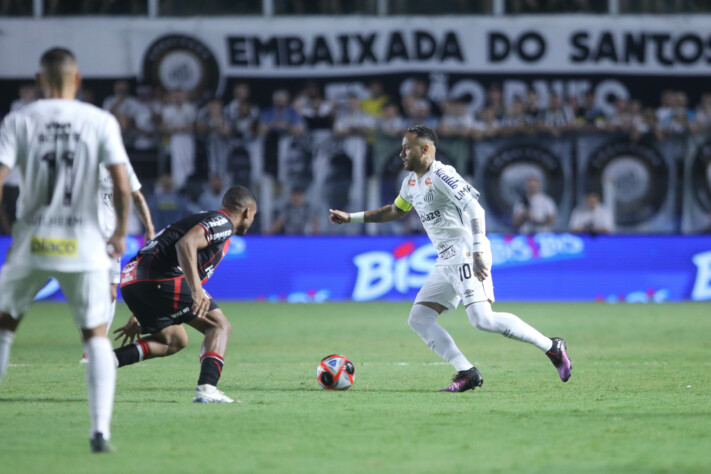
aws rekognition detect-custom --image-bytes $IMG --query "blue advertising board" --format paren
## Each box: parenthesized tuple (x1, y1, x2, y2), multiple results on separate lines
(1, 234, 710, 303)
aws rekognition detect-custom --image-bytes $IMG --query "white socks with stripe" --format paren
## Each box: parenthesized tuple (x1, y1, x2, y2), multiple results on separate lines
(466, 301, 553, 352)
(84, 337, 116, 440)
(0, 329, 15, 385)
(408, 304, 473, 372)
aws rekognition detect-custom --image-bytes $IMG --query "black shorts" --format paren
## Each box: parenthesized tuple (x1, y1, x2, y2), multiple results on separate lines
(121, 277, 219, 334)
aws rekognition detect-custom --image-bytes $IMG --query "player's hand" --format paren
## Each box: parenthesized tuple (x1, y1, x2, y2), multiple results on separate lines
(107, 233, 126, 259)
(113, 315, 140, 347)
(191, 288, 210, 319)
(329, 209, 350, 224)
(473, 252, 490, 281)
(144, 227, 156, 242)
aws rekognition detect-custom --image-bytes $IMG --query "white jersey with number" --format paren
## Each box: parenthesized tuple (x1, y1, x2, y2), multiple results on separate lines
(99, 162, 141, 240)
(0, 99, 129, 271)
(397, 160, 490, 266)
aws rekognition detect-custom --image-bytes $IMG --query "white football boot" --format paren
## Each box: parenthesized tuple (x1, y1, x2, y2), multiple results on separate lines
(193, 384, 236, 403)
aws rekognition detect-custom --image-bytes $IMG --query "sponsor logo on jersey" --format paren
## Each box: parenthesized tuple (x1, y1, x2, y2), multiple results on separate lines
(169, 306, 191, 319)
(30, 238, 78, 256)
(425, 177, 432, 186)
(212, 230, 232, 242)
(409, 179, 416, 186)
(438, 245, 457, 260)
(463, 289, 476, 298)
(434, 168, 459, 189)
(204, 216, 229, 229)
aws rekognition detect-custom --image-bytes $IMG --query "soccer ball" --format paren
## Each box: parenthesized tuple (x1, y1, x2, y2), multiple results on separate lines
(316, 354, 355, 390)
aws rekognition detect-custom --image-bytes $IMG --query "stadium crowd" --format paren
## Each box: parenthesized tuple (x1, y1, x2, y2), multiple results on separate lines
(1, 78, 710, 236)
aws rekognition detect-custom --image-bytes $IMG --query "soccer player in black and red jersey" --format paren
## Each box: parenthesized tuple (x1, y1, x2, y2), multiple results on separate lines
(112, 185, 256, 403)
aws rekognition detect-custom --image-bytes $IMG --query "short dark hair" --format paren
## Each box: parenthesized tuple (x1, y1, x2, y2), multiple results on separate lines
(39, 48, 77, 89)
(222, 186, 256, 211)
(406, 124, 438, 148)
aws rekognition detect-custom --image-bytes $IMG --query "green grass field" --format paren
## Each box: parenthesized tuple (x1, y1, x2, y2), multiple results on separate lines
(0, 301, 709, 473)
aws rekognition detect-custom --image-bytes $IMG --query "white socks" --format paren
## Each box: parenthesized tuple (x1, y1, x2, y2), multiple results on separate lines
(466, 301, 553, 352)
(84, 337, 116, 440)
(0, 329, 15, 385)
(408, 305, 473, 372)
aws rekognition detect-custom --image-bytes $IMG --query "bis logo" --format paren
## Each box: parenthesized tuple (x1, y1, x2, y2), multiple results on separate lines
(585, 140, 668, 226)
(142, 34, 221, 104)
(483, 144, 565, 219)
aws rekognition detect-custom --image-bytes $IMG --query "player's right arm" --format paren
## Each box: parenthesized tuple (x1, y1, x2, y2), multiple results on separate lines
(176, 225, 212, 319)
(106, 163, 130, 258)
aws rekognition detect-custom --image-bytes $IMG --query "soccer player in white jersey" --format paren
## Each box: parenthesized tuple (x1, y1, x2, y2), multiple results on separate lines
(329, 125, 571, 392)
(78, 163, 155, 363)
(0, 48, 130, 451)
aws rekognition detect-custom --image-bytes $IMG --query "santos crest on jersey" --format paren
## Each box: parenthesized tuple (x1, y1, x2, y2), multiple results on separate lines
(397, 161, 490, 266)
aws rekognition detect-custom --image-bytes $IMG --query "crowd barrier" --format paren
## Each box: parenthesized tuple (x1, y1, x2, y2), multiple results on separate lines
(4, 234, 709, 304)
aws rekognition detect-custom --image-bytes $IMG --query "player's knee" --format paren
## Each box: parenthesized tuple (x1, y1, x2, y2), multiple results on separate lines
(166, 330, 188, 354)
(212, 314, 232, 337)
(466, 304, 495, 332)
(408, 306, 435, 333)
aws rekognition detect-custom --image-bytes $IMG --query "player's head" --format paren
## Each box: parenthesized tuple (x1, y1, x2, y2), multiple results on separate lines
(221, 186, 258, 236)
(401, 125, 438, 172)
(36, 47, 80, 98)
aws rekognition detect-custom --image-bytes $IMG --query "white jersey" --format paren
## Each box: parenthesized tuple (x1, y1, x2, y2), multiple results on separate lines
(99, 162, 141, 240)
(397, 160, 490, 266)
(0, 99, 129, 271)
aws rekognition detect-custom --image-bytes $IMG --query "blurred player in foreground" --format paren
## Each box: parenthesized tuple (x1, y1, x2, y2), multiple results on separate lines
(0, 48, 130, 451)
(80, 163, 155, 363)
(330, 125, 571, 392)
(112, 186, 256, 403)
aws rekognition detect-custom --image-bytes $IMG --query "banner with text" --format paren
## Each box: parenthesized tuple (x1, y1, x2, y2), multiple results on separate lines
(3, 234, 710, 304)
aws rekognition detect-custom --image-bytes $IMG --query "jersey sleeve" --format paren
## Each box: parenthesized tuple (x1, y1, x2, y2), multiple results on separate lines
(0, 114, 18, 170)
(98, 114, 129, 167)
(394, 175, 414, 212)
(197, 212, 234, 246)
(126, 162, 142, 193)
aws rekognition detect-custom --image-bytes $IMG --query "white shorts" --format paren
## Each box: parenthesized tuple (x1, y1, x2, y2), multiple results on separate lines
(414, 260, 495, 313)
(0, 262, 111, 330)
(109, 257, 121, 285)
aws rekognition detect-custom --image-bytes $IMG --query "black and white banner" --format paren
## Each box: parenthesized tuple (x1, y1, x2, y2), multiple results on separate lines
(473, 136, 575, 233)
(682, 133, 711, 233)
(1, 16, 711, 109)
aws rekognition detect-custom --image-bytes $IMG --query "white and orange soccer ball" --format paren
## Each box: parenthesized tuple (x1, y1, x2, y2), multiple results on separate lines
(316, 354, 355, 390)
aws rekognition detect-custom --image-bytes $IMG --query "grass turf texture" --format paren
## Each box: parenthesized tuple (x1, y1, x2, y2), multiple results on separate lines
(0, 302, 709, 473)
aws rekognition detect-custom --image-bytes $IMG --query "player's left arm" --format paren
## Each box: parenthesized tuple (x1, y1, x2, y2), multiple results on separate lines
(131, 190, 156, 241)
(176, 225, 211, 319)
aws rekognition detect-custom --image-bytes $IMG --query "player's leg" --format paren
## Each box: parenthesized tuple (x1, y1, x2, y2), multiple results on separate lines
(58, 269, 117, 452)
(410, 267, 483, 392)
(455, 254, 571, 382)
(0, 264, 49, 386)
(186, 307, 235, 403)
(114, 324, 189, 367)
(80, 283, 117, 364)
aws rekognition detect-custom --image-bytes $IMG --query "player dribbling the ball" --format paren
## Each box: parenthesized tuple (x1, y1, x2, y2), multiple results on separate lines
(329, 125, 571, 392)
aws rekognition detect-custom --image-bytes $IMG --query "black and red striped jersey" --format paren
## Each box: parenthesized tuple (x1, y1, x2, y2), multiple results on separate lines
(122, 210, 234, 284)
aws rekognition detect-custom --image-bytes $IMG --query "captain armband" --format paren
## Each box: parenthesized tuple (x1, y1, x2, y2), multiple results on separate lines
(394, 195, 413, 213)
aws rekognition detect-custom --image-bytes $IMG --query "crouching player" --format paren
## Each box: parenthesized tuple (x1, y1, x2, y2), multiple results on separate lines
(112, 186, 256, 403)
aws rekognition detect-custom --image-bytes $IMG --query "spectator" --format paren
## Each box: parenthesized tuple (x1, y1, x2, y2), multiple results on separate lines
(472, 107, 500, 139)
(132, 85, 159, 153)
(379, 102, 407, 137)
(146, 175, 191, 232)
(500, 97, 528, 134)
(294, 83, 334, 131)
(486, 83, 506, 120)
(404, 99, 439, 130)
(692, 93, 711, 132)
(10, 83, 38, 112)
(543, 93, 574, 135)
(102, 80, 139, 138)
(269, 187, 320, 235)
(361, 80, 390, 118)
(580, 91, 606, 128)
(225, 82, 255, 123)
(512, 176, 557, 233)
(197, 176, 227, 211)
(161, 89, 197, 189)
(524, 89, 544, 129)
(197, 98, 231, 177)
(77, 86, 97, 106)
(231, 100, 259, 140)
(439, 99, 474, 138)
(259, 89, 305, 136)
(569, 191, 615, 235)
(333, 94, 377, 138)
